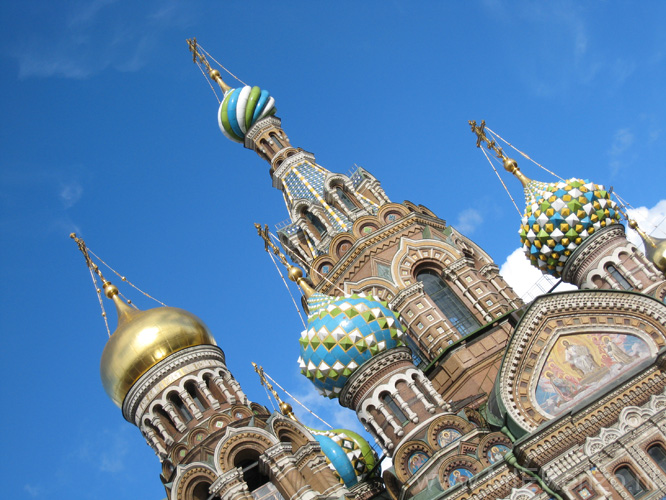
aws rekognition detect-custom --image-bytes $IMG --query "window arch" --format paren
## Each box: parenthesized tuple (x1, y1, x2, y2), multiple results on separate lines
(335, 186, 358, 211)
(381, 393, 409, 425)
(168, 393, 193, 423)
(416, 270, 480, 336)
(648, 443, 666, 473)
(185, 381, 208, 412)
(305, 211, 327, 238)
(614, 465, 647, 498)
(607, 264, 632, 290)
(191, 481, 212, 500)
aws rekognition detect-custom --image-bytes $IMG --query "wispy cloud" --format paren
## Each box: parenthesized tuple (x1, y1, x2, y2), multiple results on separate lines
(24, 484, 42, 498)
(455, 208, 482, 235)
(608, 128, 635, 175)
(9, 0, 193, 80)
(59, 180, 83, 208)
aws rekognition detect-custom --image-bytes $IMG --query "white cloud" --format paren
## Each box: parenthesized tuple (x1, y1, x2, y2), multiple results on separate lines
(499, 247, 576, 302)
(626, 199, 666, 250)
(455, 208, 483, 235)
(24, 484, 41, 497)
(59, 181, 83, 208)
(10, 1, 192, 80)
(499, 199, 666, 301)
(608, 128, 635, 175)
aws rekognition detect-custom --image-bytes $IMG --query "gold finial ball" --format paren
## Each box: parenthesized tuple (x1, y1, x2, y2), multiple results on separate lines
(628, 219, 638, 229)
(503, 158, 519, 173)
(209, 69, 221, 80)
(104, 282, 119, 298)
(288, 266, 303, 283)
(280, 402, 293, 414)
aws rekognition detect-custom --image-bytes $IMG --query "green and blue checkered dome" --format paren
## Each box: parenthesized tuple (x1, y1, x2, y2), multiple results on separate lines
(298, 292, 405, 399)
(519, 177, 621, 277)
(309, 427, 378, 487)
(217, 86, 276, 143)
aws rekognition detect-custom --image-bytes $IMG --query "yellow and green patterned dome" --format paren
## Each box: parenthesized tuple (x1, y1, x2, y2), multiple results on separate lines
(519, 177, 621, 277)
(298, 291, 405, 399)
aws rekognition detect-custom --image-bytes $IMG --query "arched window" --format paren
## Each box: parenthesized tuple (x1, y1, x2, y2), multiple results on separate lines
(607, 264, 632, 290)
(614, 466, 647, 498)
(416, 270, 480, 336)
(336, 187, 357, 211)
(270, 133, 283, 149)
(185, 382, 208, 412)
(191, 481, 212, 500)
(169, 393, 193, 423)
(305, 211, 327, 237)
(382, 393, 409, 425)
(648, 444, 666, 473)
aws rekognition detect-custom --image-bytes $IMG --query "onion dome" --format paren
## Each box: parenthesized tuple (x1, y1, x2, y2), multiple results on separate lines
(297, 291, 405, 399)
(310, 428, 378, 487)
(505, 159, 621, 277)
(100, 282, 216, 407)
(218, 85, 276, 143)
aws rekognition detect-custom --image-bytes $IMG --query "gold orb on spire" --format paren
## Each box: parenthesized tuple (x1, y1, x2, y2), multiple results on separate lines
(100, 283, 216, 407)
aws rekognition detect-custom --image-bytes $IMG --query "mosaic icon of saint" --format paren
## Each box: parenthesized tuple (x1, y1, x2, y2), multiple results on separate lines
(407, 452, 428, 474)
(448, 468, 473, 485)
(602, 336, 635, 364)
(437, 428, 461, 447)
(562, 339, 599, 377)
(545, 371, 577, 401)
(487, 444, 510, 464)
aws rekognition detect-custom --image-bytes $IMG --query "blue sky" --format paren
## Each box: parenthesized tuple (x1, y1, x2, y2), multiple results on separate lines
(1, 2, 665, 499)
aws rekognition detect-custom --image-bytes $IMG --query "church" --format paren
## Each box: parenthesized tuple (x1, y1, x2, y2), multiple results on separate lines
(76, 39, 666, 500)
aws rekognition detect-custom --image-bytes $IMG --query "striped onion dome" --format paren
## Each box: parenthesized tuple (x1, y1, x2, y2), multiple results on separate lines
(519, 177, 621, 277)
(218, 85, 276, 143)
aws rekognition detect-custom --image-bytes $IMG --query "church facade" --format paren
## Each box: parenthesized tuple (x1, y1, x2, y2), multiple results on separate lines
(83, 42, 666, 500)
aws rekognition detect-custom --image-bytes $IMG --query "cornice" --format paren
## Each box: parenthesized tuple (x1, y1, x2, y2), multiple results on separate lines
(339, 347, 413, 408)
(123, 345, 227, 424)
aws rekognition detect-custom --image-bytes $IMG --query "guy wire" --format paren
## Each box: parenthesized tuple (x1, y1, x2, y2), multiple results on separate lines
(267, 248, 308, 329)
(480, 145, 522, 216)
(198, 44, 248, 86)
(263, 371, 333, 429)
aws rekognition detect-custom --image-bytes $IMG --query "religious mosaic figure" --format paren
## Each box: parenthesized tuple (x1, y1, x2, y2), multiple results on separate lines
(448, 468, 473, 485)
(545, 372, 577, 401)
(562, 339, 599, 377)
(407, 451, 429, 474)
(487, 444, 510, 464)
(437, 428, 462, 447)
(602, 336, 635, 364)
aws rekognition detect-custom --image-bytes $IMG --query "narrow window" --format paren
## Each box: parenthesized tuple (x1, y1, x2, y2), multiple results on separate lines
(270, 134, 283, 149)
(170, 393, 193, 423)
(382, 393, 409, 425)
(648, 444, 666, 473)
(607, 264, 632, 290)
(614, 466, 647, 498)
(336, 187, 357, 211)
(186, 382, 208, 412)
(416, 270, 480, 336)
(305, 211, 327, 237)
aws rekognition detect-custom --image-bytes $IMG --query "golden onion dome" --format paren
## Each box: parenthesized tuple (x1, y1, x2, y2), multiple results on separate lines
(100, 283, 216, 407)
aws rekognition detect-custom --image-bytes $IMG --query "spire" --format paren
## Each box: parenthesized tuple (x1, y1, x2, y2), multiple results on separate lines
(70, 233, 137, 328)
(628, 219, 666, 274)
(252, 362, 298, 420)
(255, 223, 315, 297)
(187, 38, 231, 93)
